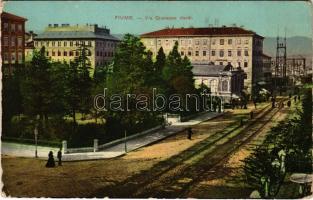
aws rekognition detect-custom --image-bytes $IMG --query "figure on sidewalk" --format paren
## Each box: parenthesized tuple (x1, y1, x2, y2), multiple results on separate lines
(271, 96, 276, 108)
(253, 98, 257, 109)
(187, 127, 193, 140)
(46, 151, 55, 168)
(57, 148, 62, 166)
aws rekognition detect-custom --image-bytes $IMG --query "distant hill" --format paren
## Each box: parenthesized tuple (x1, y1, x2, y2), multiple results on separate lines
(263, 36, 312, 61)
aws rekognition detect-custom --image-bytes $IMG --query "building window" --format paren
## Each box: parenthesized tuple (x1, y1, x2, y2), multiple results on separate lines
(88, 41, 92, 46)
(3, 53, 9, 63)
(203, 39, 207, 45)
(76, 51, 79, 56)
(11, 23, 15, 32)
(11, 52, 16, 63)
(219, 50, 224, 57)
(245, 39, 249, 44)
(157, 40, 161, 45)
(237, 39, 241, 45)
(188, 51, 192, 56)
(52, 41, 55, 47)
(181, 51, 184, 56)
(219, 62, 223, 66)
(211, 50, 216, 56)
(46, 52, 49, 56)
(58, 41, 61, 47)
(238, 62, 241, 67)
(203, 51, 206, 56)
(64, 41, 67, 47)
(58, 51, 61, 56)
(70, 41, 73, 47)
(212, 39, 216, 45)
(11, 36, 16, 46)
(17, 37, 23, 47)
(52, 51, 55, 56)
(244, 62, 248, 67)
(195, 40, 200, 45)
(104, 52, 107, 57)
(64, 51, 67, 56)
(228, 39, 232, 45)
(222, 80, 228, 91)
(69, 51, 73, 56)
(3, 23, 8, 31)
(244, 50, 249, 56)
(237, 50, 241, 56)
(228, 50, 232, 57)
(17, 24, 23, 32)
(220, 39, 224, 45)
(195, 51, 199, 56)
(96, 51, 99, 56)
(46, 41, 50, 47)
(3, 36, 9, 46)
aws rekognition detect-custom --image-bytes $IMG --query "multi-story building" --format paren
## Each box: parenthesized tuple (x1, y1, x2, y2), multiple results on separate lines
(192, 63, 245, 102)
(25, 31, 37, 62)
(258, 53, 272, 87)
(1, 12, 27, 75)
(141, 26, 264, 94)
(34, 24, 119, 72)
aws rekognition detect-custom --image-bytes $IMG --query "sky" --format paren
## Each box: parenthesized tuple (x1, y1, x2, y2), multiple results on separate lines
(3, 1, 313, 38)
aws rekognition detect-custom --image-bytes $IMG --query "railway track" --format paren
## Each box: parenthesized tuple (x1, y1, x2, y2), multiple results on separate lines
(93, 99, 286, 198)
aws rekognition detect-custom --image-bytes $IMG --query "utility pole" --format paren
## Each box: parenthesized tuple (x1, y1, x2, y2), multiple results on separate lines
(124, 130, 127, 153)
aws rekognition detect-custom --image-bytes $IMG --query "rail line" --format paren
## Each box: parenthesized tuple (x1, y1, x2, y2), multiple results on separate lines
(93, 100, 285, 198)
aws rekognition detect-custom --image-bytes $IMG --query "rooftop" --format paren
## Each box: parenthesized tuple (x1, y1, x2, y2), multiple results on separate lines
(192, 64, 225, 77)
(141, 26, 263, 39)
(1, 12, 27, 22)
(35, 24, 119, 41)
(35, 31, 119, 41)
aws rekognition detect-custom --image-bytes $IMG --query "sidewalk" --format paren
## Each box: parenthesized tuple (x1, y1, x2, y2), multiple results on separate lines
(2, 111, 223, 161)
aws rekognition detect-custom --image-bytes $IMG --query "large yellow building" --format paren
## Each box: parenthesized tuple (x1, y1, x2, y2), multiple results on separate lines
(141, 26, 264, 93)
(34, 24, 119, 71)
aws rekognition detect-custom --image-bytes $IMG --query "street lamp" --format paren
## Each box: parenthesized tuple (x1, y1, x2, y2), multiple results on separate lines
(34, 125, 38, 158)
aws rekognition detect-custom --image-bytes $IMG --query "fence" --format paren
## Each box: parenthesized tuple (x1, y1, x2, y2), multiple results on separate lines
(63, 125, 164, 154)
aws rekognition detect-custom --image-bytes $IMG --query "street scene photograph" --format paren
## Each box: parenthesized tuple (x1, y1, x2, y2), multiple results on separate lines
(1, 1, 312, 198)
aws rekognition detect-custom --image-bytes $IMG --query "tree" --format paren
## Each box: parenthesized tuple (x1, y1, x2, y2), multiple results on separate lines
(21, 47, 54, 133)
(104, 34, 162, 134)
(64, 43, 93, 125)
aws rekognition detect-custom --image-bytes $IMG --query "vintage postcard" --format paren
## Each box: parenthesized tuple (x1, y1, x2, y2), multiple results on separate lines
(1, 0, 312, 198)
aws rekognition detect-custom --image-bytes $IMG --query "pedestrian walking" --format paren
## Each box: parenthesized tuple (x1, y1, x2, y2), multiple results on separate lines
(187, 127, 193, 140)
(46, 151, 55, 168)
(57, 149, 62, 166)
(271, 97, 275, 108)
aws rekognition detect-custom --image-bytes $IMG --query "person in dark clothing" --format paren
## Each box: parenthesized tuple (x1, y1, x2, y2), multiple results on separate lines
(250, 111, 253, 119)
(46, 151, 55, 168)
(57, 149, 62, 166)
(253, 99, 257, 109)
(271, 97, 276, 108)
(287, 100, 291, 107)
(298, 95, 300, 101)
(294, 96, 297, 102)
(187, 127, 193, 140)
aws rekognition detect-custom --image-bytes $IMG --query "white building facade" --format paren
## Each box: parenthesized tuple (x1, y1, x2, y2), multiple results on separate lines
(141, 26, 264, 94)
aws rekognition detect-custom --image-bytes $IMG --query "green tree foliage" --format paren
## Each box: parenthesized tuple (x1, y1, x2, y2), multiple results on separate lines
(243, 89, 312, 198)
(65, 44, 93, 125)
(104, 34, 162, 133)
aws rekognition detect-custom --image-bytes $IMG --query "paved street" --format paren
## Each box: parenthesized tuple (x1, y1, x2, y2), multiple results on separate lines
(2, 112, 222, 161)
